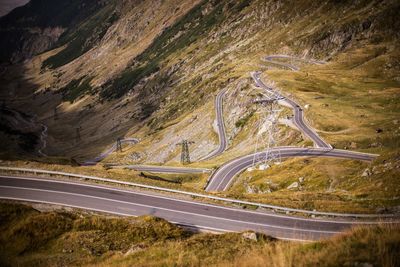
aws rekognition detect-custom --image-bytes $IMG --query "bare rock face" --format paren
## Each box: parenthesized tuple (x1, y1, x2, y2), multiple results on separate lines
(9, 27, 65, 63)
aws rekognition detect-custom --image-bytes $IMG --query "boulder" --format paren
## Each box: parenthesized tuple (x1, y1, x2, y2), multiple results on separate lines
(242, 232, 257, 241)
(361, 168, 372, 177)
(259, 164, 270, 170)
(287, 181, 299, 190)
(350, 142, 357, 149)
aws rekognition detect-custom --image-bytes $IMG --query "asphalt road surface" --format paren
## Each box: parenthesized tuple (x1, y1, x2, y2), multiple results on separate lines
(82, 138, 139, 166)
(108, 164, 211, 174)
(0, 175, 392, 241)
(200, 89, 228, 160)
(264, 55, 325, 71)
(205, 147, 377, 191)
(251, 71, 331, 148)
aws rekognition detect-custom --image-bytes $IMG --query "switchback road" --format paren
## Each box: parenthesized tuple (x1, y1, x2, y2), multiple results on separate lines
(200, 89, 228, 160)
(205, 147, 377, 191)
(251, 71, 331, 148)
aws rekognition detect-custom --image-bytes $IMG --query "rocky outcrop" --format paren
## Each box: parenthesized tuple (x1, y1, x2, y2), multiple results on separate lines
(5, 27, 64, 63)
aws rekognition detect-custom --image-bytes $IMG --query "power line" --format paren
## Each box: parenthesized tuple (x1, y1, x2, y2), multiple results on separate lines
(251, 99, 281, 170)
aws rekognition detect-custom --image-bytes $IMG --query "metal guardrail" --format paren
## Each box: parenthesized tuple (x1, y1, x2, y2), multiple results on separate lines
(0, 166, 396, 219)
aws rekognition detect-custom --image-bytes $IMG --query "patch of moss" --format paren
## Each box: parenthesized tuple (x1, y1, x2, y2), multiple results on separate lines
(60, 76, 94, 103)
(235, 111, 254, 128)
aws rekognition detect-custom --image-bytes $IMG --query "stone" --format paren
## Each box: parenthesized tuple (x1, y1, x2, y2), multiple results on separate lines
(361, 168, 372, 177)
(124, 243, 146, 256)
(247, 167, 254, 172)
(262, 188, 272, 194)
(304, 104, 311, 109)
(242, 232, 257, 241)
(258, 164, 270, 170)
(350, 142, 357, 149)
(246, 185, 255, 194)
(287, 181, 299, 190)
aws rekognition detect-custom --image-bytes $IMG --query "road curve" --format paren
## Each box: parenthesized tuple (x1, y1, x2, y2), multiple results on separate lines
(0, 175, 393, 241)
(200, 89, 228, 160)
(252, 71, 331, 148)
(107, 164, 211, 174)
(264, 55, 325, 71)
(205, 147, 377, 191)
(82, 138, 140, 166)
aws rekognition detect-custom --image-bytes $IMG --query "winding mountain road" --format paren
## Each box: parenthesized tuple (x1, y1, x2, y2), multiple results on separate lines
(2, 55, 387, 239)
(1, 175, 395, 241)
(252, 71, 331, 148)
(264, 55, 325, 71)
(200, 89, 228, 160)
(206, 56, 377, 191)
(205, 147, 377, 191)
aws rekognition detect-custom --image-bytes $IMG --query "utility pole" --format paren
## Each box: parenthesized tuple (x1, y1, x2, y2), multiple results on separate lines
(177, 139, 194, 164)
(116, 137, 122, 152)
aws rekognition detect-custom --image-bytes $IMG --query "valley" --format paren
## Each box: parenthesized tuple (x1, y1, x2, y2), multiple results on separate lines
(0, 0, 399, 265)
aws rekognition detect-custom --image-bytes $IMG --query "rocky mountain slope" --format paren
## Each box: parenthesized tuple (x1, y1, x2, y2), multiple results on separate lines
(0, 0, 399, 211)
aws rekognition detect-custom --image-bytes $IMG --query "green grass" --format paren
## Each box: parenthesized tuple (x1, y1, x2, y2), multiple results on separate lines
(235, 110, 255, 128)
(59, 76, 94, 103)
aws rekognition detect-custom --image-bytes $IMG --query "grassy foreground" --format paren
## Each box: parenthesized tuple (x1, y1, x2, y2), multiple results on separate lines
(0, 202, 399, 267)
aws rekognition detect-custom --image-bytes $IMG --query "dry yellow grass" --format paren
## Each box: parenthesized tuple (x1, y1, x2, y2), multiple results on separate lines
(1, 202, 398, 267)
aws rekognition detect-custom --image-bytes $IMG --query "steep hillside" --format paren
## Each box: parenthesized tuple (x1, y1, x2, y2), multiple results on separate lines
(0, 202, 399, 267)
(0, 0, 114, 63)
(0, 0, 399, 211)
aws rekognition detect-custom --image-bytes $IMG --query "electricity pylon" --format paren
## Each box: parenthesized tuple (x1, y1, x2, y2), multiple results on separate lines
(116, 137, 122, 152)
(252, 100, 281, 169)
(177, 140, 194, 164)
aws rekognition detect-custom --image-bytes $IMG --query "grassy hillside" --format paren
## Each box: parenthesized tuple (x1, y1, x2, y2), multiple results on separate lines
(0, 202, 399, 267)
